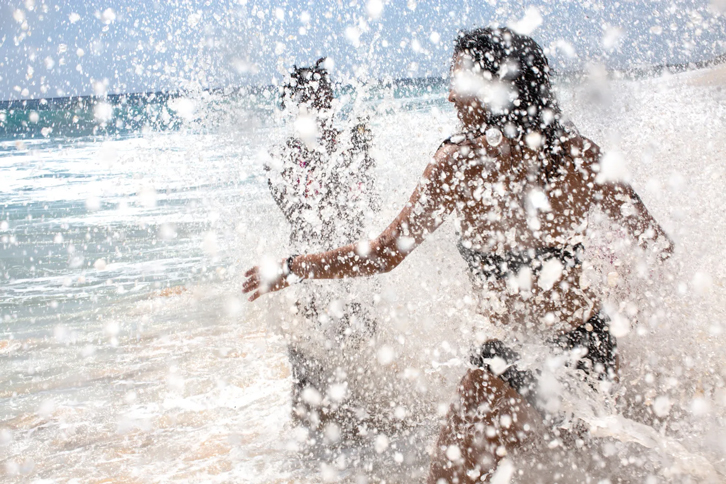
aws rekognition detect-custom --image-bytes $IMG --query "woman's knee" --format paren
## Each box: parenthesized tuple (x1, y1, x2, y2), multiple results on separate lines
(457, 369, 510, 415)
(460, 369, 540, 437)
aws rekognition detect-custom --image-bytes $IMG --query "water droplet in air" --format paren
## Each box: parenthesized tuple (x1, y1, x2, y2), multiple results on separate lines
(486, 127, 503, 147)
(374, 434, 389, 453)
(446, 444, 461, 461)
(653, 395, 672, 417)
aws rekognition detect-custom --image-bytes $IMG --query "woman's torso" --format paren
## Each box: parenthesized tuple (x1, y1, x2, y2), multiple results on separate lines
(449, 133, 602, 336)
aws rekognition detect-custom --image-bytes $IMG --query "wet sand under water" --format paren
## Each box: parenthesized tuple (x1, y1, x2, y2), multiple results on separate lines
(1, 287, 298, 482)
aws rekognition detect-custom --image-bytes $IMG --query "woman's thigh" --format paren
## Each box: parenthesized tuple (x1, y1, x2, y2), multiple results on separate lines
(428, 368, 544, 484)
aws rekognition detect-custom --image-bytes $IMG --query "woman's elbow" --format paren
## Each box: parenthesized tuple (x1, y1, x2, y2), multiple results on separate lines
(364, 241, 405, 275)
(378, 257, 399, 274)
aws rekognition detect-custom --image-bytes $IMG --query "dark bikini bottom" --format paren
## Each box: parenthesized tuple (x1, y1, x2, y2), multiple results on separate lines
(470, 312, 617, 412)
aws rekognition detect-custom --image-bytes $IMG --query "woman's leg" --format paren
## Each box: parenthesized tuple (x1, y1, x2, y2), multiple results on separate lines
(427, 368, 544, 484)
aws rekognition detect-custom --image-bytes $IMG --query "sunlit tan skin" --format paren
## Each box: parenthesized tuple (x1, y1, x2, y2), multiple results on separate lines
(243, 52, 673, 482)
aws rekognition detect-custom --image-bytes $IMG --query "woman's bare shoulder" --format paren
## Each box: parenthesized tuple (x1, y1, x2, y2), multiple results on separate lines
(436, 133, 503, 165)
(560, 135, 604, 180)
(564, 135, 601, 160)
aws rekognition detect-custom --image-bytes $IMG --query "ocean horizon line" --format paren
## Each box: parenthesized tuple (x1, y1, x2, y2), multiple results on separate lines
(1, 52, 724, 107)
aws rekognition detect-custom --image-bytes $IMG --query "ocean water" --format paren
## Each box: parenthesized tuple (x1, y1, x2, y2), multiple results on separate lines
(1, 68, 725, 482)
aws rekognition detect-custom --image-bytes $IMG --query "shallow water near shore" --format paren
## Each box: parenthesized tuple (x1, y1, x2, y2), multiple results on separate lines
(2, 66, 726, 482)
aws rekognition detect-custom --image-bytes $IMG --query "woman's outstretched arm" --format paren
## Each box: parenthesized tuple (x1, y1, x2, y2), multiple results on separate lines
(243, 144, 460, 301)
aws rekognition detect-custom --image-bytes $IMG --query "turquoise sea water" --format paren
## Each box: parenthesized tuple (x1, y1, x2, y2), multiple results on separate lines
(0, 79, 447, 339)
(0, 81, 459, 481)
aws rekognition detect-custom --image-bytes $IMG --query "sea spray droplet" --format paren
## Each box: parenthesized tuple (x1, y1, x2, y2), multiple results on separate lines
(101, 8, 116, 24)
(377, 345, 395, 365)
(86, 196, 101, 211)
(201, 232, 219, 257)
(225, 297, 242, 317)
(395, 236, 415, 253)
(500, 414, 512, 428)
(345, 26, 361, 47)
(692, 271, 713, 295)
(137, 184, 157, 208)
(356, 239, 371, 257)
(525, 131, 544, 150)
(68, 255, 84, 269)
(596, 151, 630, 184)
(158, 223, 177, 240)
(320, 463, 339, 482)
(167, 98, 196, 121)
(327, 383, 347, 402)
(490, 458, 515, 484)
(324, 423, 341, 443)
(53, 325, 68, 342)
(537, 259, 563, 292)
(527, 188, 551, 211)
(301, 386, 322, 406)
(105, 320, 119, 337)
(294, 114, 318, 145)
(94, 102, 113, 123)
(653, 395, 672, 417)
(485, 127, 503, 147)
(374, 434, 389, 453)
(37, 399, 55, 418)
(607, 271, 620, 287)
(510, 7, 543, 35)
(366, 0, 384, 19)
(446, 444, 461, 461)
(690, 397, 711, 416)
(609, 313, 630, 338)
(258, 256, 281, 285)
(603, 26, 624, 51)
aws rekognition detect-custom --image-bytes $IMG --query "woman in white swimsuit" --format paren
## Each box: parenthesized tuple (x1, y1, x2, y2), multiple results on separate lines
(267, 58, 380, 432)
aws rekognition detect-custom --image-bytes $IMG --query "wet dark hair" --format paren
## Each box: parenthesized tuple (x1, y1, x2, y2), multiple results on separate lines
(453, 27, 572, 179)
(281, 58, 334, 110)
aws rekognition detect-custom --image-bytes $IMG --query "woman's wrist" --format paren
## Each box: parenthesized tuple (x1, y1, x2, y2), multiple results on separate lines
(283, 254, 297, 275)
(283, 254, 306, 282)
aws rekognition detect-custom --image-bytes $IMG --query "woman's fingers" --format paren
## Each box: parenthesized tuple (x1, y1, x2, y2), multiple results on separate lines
(242, 263, 291, 301)
(242, 280, 259, 294)
(242, 267, 260, 294)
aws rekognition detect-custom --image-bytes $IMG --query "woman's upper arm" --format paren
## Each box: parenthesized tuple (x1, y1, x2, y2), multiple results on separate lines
(373, 146, 459, 258)
(581, 141, 674, 252)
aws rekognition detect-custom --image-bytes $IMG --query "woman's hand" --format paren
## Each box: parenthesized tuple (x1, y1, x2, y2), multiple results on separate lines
(242, 262, 291, 302)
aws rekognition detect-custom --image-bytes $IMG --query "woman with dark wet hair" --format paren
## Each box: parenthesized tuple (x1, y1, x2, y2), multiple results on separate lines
(248, 29, 672, 481)
(266, 57, 380, 431)
(280, 58, 334, 110)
